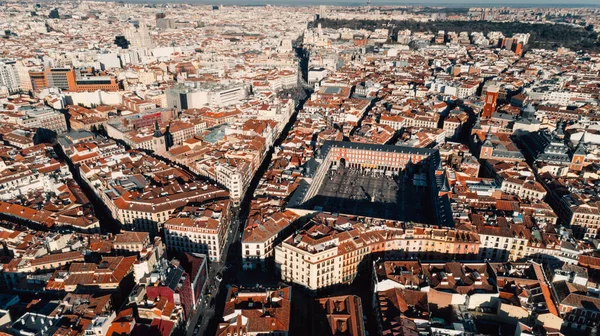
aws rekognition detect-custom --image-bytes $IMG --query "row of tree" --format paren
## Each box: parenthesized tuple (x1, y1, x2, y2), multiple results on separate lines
(313, 18, 600, 52)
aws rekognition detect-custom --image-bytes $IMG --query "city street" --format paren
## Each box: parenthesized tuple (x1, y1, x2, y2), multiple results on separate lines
(186, 210, 241, 336)
(4, 3, 593, 336)
(188, 47, 311, 336)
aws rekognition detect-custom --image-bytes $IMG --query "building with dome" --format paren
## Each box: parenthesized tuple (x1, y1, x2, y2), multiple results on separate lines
(519, 120, 586, 176)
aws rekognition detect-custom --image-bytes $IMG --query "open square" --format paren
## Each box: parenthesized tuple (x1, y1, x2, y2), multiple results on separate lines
(307, 165, 434, 223)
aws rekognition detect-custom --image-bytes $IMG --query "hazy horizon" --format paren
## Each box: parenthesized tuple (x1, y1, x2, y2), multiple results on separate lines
(112, 0, 600, 7)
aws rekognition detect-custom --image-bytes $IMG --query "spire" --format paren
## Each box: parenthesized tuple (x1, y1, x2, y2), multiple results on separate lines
(523, 103, 536, 115)
(483, 127, 493, 147)
(473, 115, 482, 130)
(153, 120, 162, 138)
(554, 119, 565, 140)
(574, 141, 586, 156)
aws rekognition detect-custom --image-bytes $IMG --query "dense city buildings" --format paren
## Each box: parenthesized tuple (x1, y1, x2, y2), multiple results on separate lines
(0, 1, 599, 336)
(216, 285, 292, 336)
(164, 200, 232, 262)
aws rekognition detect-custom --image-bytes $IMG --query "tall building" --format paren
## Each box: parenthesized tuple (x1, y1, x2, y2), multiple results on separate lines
(15, 61, 32, 91)
(480, 131, 494, 159)
(29, 71, 47, 91)
(45, 67, 76, 91)
(0, 59, 22, 93)
(124, 23, 154, 49)
(166, 82, 247, 110)
(216, 285, 292, 336)
(482, 85, 499, 118)
(165, 84, 193, 111)
(569, 142, 586, 172)
(319, 5, 326, 18)
(31, 67, 119, 92)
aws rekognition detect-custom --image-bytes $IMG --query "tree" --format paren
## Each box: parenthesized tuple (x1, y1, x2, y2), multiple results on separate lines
(114, 36, 130, 49)
(48, 8, 59, 19)
(314, 18, 600, 52)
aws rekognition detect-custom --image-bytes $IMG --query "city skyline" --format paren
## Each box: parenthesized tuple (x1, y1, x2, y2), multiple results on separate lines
(0, 2, 599, 336)
(110, 0, 600, 7)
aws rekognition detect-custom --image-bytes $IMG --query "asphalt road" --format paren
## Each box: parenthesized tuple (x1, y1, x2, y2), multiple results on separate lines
(186, 209, 241, 336)
(187, 47, 311, 336)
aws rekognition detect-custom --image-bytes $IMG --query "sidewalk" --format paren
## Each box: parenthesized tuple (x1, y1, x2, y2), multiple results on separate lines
(187, 211, 241, 336)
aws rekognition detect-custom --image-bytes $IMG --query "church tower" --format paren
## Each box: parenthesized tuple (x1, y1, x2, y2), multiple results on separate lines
(482, 86, 499, 119)
(570, 142, 586, 172)
(152, 121, 167, 156)
(480, 130, 494, 159)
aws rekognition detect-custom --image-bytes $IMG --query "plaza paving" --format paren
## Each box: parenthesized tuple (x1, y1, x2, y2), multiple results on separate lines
(311, 166, 433, 223)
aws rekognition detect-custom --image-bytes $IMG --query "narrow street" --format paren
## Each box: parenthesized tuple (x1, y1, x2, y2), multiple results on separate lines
(52, 142, 122, 234)
(189, 46, 312, 336)
(51, 45, 311, 336)
(50, 45, 311, 336)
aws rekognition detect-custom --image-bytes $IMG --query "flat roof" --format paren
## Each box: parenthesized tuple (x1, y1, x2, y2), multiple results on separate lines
(323, 87, 342, 95)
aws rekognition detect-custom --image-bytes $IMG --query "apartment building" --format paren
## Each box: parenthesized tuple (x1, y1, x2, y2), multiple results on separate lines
(554, 280, 600, 332)
(113, 231, 151, 255)
(379, 113, 405, 130)
(402, 112, 440, 129)
(163, 200, 231, 262)
(474, 215, 529, 262)
(166, 82, 247, 110)
(122, 93, 157, 113)
(58, 256, 137, 292)
(217, 285, 292, 336)
(373, 260, 500, 311)
(242, 209, 298, 271)
(500, 178, 547, 201)
(0, 59, 21, 93)
(570, 206, 600, 240)
(34, 67, 119, 92)
(314, 296, 365, 336)
(485, 159, 547, 201)
(213, 159, 252, 202)
(114, 183, 229, 237)
(275, 214, 480, 291)
(17, 108, 68, 134)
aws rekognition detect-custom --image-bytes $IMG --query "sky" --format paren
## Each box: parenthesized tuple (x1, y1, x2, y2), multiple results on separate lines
(145, 0, 599, 5)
